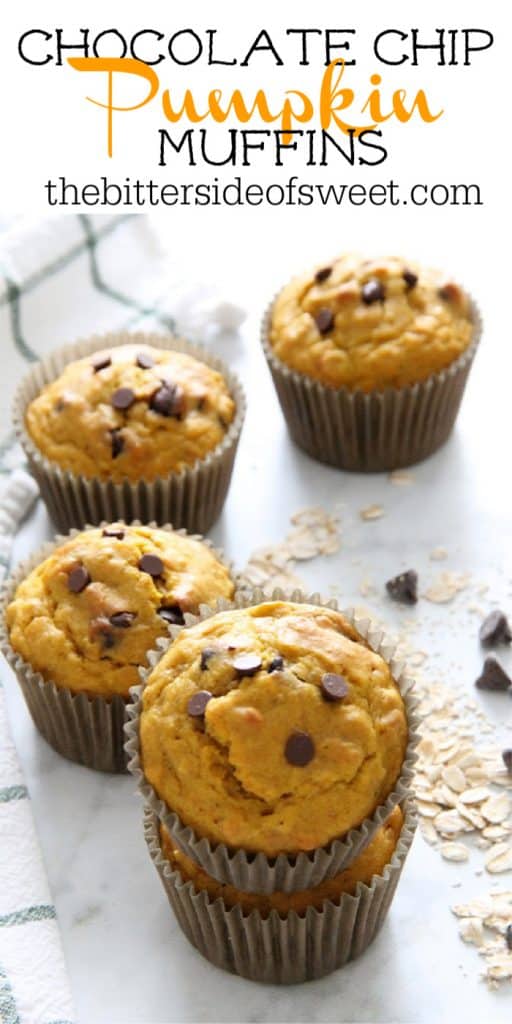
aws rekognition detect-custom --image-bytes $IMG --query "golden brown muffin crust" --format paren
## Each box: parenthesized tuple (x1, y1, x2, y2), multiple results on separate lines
(25, 344, 235, 481)
(6, 525, 234, 698)
(140, 601, 408, 856)
(269, 254, 473, 392)
(161, 805, 404, 916)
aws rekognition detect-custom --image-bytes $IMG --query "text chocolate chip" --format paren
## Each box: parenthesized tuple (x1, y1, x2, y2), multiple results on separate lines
(138, 553, 164, 578)
(315, 266, 332, 284)
(285, 731, 315, 767)
(200, 647, 218, 671)
(314, 307, 334, 335)
(111, 430, 124, 459)
(402, 269, 418, 289)
(321, 673, 349, 701)
(475, 655, 512, 692)
(102, 527, 125, 540)
(91, 353, 111, 373)
(149, 383, 184, 417)
(109, 611, 136, 629)
(187, 690, 213, 718)
(233, 653, 262, 677)
(67, 565, 90, 593)
(362, 279, 386, 304)
(386, 570, 418, 605)
(111, 387, 135, 411)
(479, 610, 512, 647)
(158, 605, 184, 625)
(136, 352, 155, 369)
(268, 656, 284, 673)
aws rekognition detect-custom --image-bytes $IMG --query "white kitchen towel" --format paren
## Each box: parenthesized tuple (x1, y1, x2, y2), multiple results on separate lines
(0, 470, 75, 1024)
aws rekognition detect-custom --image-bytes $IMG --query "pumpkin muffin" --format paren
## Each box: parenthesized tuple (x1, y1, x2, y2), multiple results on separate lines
(269, 253, 474, 392)
(25, 343, 236, 483)
(160, 804, 404, 916)
(140, 600, 408, 856)
(5, 524, 234, 700)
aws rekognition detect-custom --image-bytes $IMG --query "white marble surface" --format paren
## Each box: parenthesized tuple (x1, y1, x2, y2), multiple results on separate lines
(3, 225, 512, 1023)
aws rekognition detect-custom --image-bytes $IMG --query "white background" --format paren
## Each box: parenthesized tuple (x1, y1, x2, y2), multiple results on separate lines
(2, 2, 512, 1023)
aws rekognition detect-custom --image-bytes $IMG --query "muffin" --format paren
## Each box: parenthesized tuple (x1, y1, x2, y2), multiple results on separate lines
(145, 799, 417, 983)
(14, 333, 245, 532)
(262, 254, 480, 471)
(126, 595, 418, 893)
(1, 523, 234, 771)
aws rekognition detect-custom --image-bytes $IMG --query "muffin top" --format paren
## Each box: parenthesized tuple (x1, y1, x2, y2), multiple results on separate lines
(160, 805, 404, 915)
(269, 254, 474, 392)
(6, 525, 234, 698)
(140, 601, 407, 855)
(25, 343, 236, 481)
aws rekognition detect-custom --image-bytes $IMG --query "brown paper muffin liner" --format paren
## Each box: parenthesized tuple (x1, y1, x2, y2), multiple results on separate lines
(144, 799, 417, 983)
(13, 332, 246, 534)
(0, 522, 233, 774)
(125, 589, 420, 893)
(261, 295, 482, 472)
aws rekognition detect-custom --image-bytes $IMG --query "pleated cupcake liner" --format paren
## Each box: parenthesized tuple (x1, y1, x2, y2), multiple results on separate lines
(13, 331, 246, 534)
(0, 521, 234, 773)
(261, 295, 482, 472)
(125, 588, 420, 893)
(144, 798, 417, 983)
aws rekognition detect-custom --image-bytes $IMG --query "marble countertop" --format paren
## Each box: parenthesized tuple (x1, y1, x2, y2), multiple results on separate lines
(4, 281, 512, 1023)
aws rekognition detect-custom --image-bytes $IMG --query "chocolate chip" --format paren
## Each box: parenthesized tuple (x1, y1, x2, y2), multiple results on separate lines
(101, 630, 115, 650)
(479, 610, 512, 647)
(136, 352, 155, 369)
(438, 283, 460, 303)
(268, 656, 284, 673)
(321, 673, 349, 702)
(506, 924, 512, 951)
(102, 527, 125, 540)
(91, 353, 111, 373)
(158, 605, 184, 625)
(109, 611, 136, 629)
(200, 647, 217, 671)
(502, 749, 512, 772)
(149, 383, 184, 418)
(111, 430, 124, 459)
(361, 279, 386, 304)
(386, 570, 418, 605)
(315, 266, 332, 284)
(138, 553, 164, 578)
(475, 656, 512, 692)
(187, 690, 213, 718)
(403, 269, 418, 289)
(285, 731, 315, 767)
(111, 387, 135, 411)
(233, 653, 262, 677)
(314, 307, 334, 335)
(67, 565, 90, 593)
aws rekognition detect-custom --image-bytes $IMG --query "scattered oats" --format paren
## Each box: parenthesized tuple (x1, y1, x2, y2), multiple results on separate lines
(435, 810, 470, 835)
(481, 793, 511, 825)
(239, 505, 341, 591)
(457, 804, 487, 830)
(417, 801, 442, 818)
(424, 572, 471, 604)
(441, 842, 470, 863)
(430, 547, 448, 561)
(459, 917, 485, 945)
(442, 765, 467, 793)
(485, 844, 512, 874)
(419, 820, 439, 845)
(359, 504, 385, 521)
(409, 650, 428, 667)
(484, 826, 512, 842)
(359, 578, 377, 598)
(388, 469, 414, 486)
(459, 787, 491, 806)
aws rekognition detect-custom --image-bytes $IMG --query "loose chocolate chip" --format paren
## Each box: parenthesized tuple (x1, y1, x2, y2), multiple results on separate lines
(158, 605, 184, 625)
(233, 653, 262, 677)
(91, 353, 111, 373)
(109, 611, 136, 629)
(111, 430, 124, 459)
(187, 690, 213, 718)
(479, 610, 512, 647)
(268, 656, 284, 673)
(314, 307, 334, 335)
(285, 731, 315, 767)
(475, 655, 512, 692)
(502, 749, 512, 772)
(67, 565, 90, 593)
(111, 387, 135, 411)
(102, 527, 125, 540)
(315, 266, 332, 284)
(506, 924, 512, 951)
(200, 647, 217, 671)
(136, 352, 155, 369)
(403, 269, 418, 290)
(361, 279, 386, 304)
(138, 553, 164, 578)
(386, 570, 418, 605)
(321, 673, 349, 702)
(149, 383, 184, 418)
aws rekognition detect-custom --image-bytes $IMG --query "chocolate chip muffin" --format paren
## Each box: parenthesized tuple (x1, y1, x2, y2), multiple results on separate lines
(262, 254, 480, 471)
(5, 524, 234, 699)
(160, 804, 404, 915)
(25, 343, 235, 482)
(139, 600, 408, 856)
(269, 254, 474, 391)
